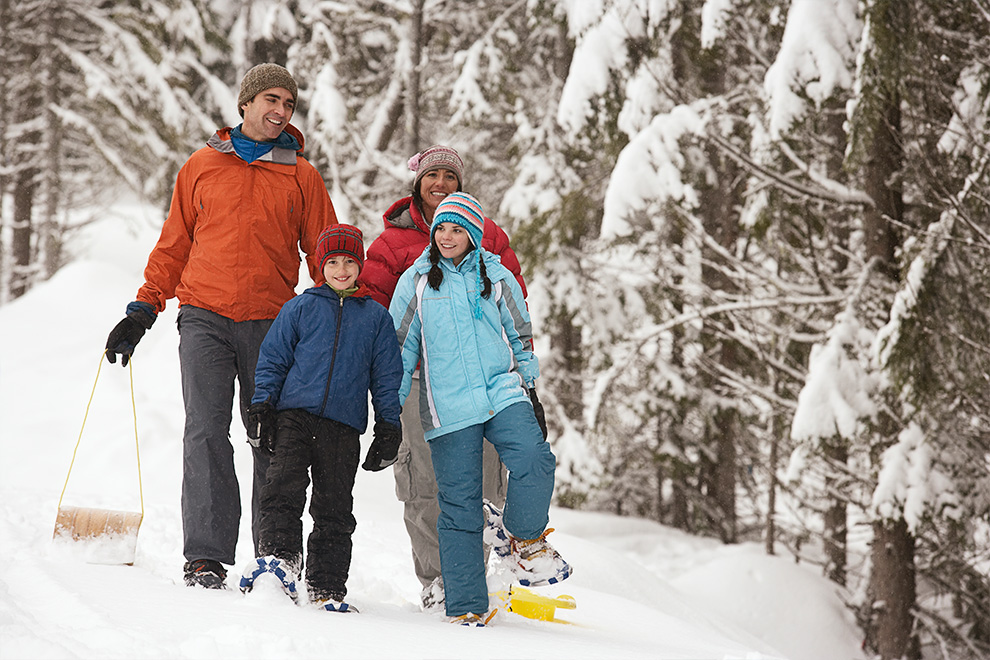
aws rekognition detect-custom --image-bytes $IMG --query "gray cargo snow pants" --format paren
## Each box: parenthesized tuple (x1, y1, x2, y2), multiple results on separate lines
(177, 305, 273, 566)
(393, 375, 507, 588)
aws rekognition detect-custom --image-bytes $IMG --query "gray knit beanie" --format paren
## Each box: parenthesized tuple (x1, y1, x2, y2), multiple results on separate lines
(237, 63, 298, 117)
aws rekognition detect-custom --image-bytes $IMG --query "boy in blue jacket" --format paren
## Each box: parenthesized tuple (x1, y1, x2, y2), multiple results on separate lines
(389, 193, 571, 626)
(240, 224, 402, 613)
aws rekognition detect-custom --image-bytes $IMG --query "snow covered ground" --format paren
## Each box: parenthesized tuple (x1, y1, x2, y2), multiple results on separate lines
(0, 206, 868, 660)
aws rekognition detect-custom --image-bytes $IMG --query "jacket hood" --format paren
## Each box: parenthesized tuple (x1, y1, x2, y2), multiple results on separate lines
(282, 124, 306, 152)
(382, 196, 430, 234)
(211, 124, 306, 154)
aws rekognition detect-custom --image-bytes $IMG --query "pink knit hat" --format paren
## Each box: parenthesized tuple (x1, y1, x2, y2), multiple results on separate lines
(408, 145, 464, 188)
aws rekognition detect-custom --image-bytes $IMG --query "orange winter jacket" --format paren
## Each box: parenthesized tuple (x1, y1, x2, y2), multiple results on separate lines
(135, 125, 336, 322)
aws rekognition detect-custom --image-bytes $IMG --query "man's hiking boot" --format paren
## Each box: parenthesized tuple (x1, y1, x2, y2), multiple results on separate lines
(183, 558, 227, 589)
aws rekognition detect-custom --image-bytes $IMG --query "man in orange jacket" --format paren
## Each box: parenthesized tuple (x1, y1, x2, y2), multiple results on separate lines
(105, 63, 337, 589)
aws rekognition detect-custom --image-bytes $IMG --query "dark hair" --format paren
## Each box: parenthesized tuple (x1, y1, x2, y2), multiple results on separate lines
(427, 239, 492, 298)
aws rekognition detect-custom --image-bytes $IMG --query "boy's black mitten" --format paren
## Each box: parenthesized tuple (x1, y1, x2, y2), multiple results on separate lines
(247, 401, 277, 453)
(362, 421, 401, 472)
(106, 303, 156, 367)
(529, 388, 548, 441)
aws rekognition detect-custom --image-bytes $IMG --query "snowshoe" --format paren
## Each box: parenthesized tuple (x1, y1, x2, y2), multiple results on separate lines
(507, 528, 572, 587)
(421, 575, 445, 611)
(483, 499, 573, 587)
(316, 599, 358, 613)
(482, 499, 511, 559)
(238, 555, 298, 602)
(449, 611, 496, 627)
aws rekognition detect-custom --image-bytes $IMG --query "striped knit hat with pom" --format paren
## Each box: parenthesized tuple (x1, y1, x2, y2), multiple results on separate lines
(430, 192, 485, 249)
(317, 224, 365, 272)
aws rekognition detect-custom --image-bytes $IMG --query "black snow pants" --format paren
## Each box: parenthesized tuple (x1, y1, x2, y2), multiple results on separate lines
(256, 408, 361, 602)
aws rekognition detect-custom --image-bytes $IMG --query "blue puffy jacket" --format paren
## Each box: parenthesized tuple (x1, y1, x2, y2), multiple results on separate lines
(390, 248, 538, 441)
(253, 284, 402, 432)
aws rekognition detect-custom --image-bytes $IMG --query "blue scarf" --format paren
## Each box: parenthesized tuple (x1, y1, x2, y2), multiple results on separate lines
(230, 125, 300, 163)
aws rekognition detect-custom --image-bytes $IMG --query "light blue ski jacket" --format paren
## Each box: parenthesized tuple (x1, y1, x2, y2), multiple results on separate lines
(389, 247, 538, 441)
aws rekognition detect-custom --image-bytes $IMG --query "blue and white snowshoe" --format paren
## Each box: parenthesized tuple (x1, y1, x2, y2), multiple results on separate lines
(482, 499, 512, 559)
(316, 599, 358, 613)
(239, 555, 299, 602)
(482, 499, 572, 587)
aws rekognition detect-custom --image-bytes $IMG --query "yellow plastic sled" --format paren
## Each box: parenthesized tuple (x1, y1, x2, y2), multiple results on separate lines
(495, 585, 577, 622)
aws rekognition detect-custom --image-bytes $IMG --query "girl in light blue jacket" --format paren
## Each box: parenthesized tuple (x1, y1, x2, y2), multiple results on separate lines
(389, 193, 571, 625)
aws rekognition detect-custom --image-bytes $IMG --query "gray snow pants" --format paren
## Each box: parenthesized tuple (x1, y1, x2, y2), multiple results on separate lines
(177, 305, 273, 566)
(393, 375, 507, 588)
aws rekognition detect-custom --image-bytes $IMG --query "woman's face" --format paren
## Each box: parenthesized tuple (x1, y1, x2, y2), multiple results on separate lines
(433, 222, 472, 266)
(418, 168, 460, 220)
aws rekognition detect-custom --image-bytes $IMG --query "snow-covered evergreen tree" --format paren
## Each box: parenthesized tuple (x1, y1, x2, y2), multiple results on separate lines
(0, 0, 230, 301)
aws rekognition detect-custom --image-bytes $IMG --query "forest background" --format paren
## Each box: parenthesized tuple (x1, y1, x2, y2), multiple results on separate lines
(1, 2, 988, 659)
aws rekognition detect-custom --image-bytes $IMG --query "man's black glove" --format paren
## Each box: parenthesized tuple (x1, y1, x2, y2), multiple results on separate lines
(247, 401, 277, 454)
(105, 303, 156, 367)
(362, 421, 401, 472)
(529, 388, 548, 441)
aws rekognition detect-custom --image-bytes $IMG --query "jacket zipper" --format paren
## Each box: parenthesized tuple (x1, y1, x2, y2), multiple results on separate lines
(319, 295, 344, 416)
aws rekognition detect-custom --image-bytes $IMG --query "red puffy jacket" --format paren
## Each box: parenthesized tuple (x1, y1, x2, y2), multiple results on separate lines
(135, 125, 336, 322)
(363, 196, 527, 309)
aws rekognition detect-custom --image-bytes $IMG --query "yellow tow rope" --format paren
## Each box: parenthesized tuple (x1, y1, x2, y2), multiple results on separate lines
(56, 350, 144, 517)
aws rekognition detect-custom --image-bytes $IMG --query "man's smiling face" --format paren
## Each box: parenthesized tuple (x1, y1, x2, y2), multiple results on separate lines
(240, 87, 295, 142)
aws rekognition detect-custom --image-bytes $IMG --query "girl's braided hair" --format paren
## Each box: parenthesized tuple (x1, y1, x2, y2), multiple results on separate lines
(427, 240, 492, 298)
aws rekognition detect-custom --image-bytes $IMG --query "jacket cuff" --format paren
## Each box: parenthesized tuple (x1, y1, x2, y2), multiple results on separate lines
(126, 300, 158, 329)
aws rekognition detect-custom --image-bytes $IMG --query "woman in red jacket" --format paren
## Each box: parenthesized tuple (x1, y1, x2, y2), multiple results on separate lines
(362, 145, 527, 610)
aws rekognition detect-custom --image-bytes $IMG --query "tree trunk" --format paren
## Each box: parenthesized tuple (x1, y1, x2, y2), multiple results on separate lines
(360, 75, 406, 188)
(10, 170, 37, 299)
(701, 146, 742, 545)
(670, 420, 690, 530)
(866, 518, 919, 660)
(40, 5, 62, 277)
(712, 407, 738, 544)
(552, 309, 583, 424)
(406, 0, 424, 155)
(822, 438, 848, 585)
(0, 0, 8, 302)
(360, 2, 431, 188)
(860, 5, 913, 647)
(862, 94, 902, 276)
(765, 401, 781, 556)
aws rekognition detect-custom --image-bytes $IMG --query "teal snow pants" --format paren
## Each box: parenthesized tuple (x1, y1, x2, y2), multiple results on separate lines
(428, 401, 556, 617)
